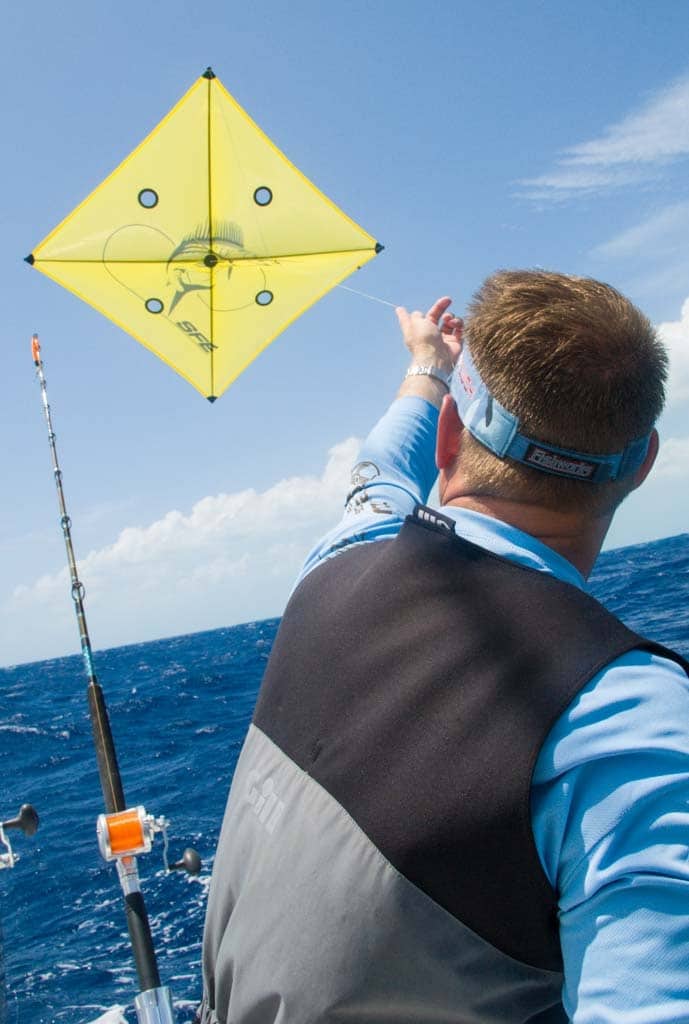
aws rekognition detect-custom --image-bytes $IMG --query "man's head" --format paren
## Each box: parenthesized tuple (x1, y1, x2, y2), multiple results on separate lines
(439, 270, 668, 516)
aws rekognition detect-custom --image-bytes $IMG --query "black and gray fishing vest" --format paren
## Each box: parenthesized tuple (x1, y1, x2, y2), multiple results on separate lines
(200, 507, 687, 1024)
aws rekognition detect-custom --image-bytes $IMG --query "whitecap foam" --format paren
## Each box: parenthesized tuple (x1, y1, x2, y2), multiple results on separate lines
(84, 1006, 128, 1024)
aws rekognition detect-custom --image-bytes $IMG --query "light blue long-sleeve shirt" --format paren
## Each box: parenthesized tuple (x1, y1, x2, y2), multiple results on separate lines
(298, 396, 689, 1023)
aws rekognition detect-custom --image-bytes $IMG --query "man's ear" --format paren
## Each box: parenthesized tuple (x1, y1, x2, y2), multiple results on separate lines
(631, 428, 659, 491)
(436, 394, 464, 470)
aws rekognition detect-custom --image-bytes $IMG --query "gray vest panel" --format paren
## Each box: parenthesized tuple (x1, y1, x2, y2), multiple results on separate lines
(200, 725, 566, 1024)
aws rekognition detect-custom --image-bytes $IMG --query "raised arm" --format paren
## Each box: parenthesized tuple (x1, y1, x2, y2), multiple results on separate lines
(395, 295, 462, 406)
(299, 298, 462, 580)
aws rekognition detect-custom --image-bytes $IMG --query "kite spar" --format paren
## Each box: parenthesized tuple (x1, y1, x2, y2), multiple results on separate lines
(26, 67, 382, 399)
(31, 336, 200, 1024)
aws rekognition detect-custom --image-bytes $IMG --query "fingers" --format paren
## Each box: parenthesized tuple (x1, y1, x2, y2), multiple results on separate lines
(396, 305, 440, 339)
(440, 312, 463, 333)
(397, 298, 458, 324)
(426, 296, 453, 324)
(396, 297, 462, 367)
(397, 300, 459, 332)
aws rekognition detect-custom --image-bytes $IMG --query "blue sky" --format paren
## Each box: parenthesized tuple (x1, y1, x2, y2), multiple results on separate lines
(2, 1, 688, 665)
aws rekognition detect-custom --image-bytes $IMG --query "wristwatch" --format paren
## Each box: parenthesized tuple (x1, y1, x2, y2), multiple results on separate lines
(404, 364, 453, 390)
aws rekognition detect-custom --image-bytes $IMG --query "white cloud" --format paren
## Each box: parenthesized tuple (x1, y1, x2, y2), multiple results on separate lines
(654, 435, 689, 480)
(566, 75, 689, 166)
(4, 438, 360, 664)
(519, 72, 689, 199)
(658, 298, 689, 407)
(588, 203, 689, 316)
(606, 429, 689, 549)
(518, 166, 650, 201)
(624, 261, 689, 305)
(591, 200, 689, 260)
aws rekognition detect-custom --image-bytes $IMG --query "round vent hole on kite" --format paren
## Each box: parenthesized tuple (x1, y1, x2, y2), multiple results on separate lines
(145, 298, 164, 314)
(204, 253, 219, 268)
(256, 290, 274, 306)
(138, 189, 159, 208)
(253, 186, 273, 206)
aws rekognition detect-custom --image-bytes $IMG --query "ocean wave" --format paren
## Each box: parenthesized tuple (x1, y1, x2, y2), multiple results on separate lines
(3, 563, 687, 1019)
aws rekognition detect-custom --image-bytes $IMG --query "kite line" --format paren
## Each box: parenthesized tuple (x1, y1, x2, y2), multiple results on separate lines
(337, 284, 397, 308)
(31, 335, 200, 1024)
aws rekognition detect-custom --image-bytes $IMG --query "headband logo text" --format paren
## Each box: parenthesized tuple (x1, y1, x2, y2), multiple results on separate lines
(524, 445, 596, 480)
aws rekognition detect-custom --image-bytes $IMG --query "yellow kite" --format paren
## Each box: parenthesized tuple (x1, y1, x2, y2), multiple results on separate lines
(27, 68, 381, 400)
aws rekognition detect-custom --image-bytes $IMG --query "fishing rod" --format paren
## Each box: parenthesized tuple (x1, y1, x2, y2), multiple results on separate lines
(31, 335, 200, 1024)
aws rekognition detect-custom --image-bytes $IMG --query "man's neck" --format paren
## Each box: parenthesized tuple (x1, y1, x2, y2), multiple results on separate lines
(442, 494, 611, 579)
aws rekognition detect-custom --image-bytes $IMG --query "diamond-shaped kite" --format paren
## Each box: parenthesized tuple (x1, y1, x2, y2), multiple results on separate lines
(27, 68, 382, 400)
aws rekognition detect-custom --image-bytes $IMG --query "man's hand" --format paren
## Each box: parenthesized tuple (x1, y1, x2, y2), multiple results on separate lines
(396, 297, 463, 407)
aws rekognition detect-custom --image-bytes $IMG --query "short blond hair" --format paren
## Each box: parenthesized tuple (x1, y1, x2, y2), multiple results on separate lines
(460, 270, 667, 514)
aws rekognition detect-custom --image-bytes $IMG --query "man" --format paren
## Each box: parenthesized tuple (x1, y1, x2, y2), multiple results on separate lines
(199, 272, 689, 1023)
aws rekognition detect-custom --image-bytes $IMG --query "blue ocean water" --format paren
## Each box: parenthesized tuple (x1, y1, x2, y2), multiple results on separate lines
(1, 533, 689, 1023)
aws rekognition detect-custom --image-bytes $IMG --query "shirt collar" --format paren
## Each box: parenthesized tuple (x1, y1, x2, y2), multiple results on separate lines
(438, 505, 587, 591)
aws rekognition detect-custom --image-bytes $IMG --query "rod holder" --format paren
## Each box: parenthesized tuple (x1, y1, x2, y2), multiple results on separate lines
(134, 985, 176, 1024)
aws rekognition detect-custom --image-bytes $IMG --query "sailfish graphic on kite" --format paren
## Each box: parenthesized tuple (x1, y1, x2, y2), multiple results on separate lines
(26, 67, 382, 400)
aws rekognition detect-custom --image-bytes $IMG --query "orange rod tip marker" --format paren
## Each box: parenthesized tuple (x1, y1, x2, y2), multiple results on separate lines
(31, 334, 41, 365)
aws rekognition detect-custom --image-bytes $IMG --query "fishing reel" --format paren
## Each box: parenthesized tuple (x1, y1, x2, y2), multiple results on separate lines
(96, 806, 201, 875)
(0, 803, 39, 870)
